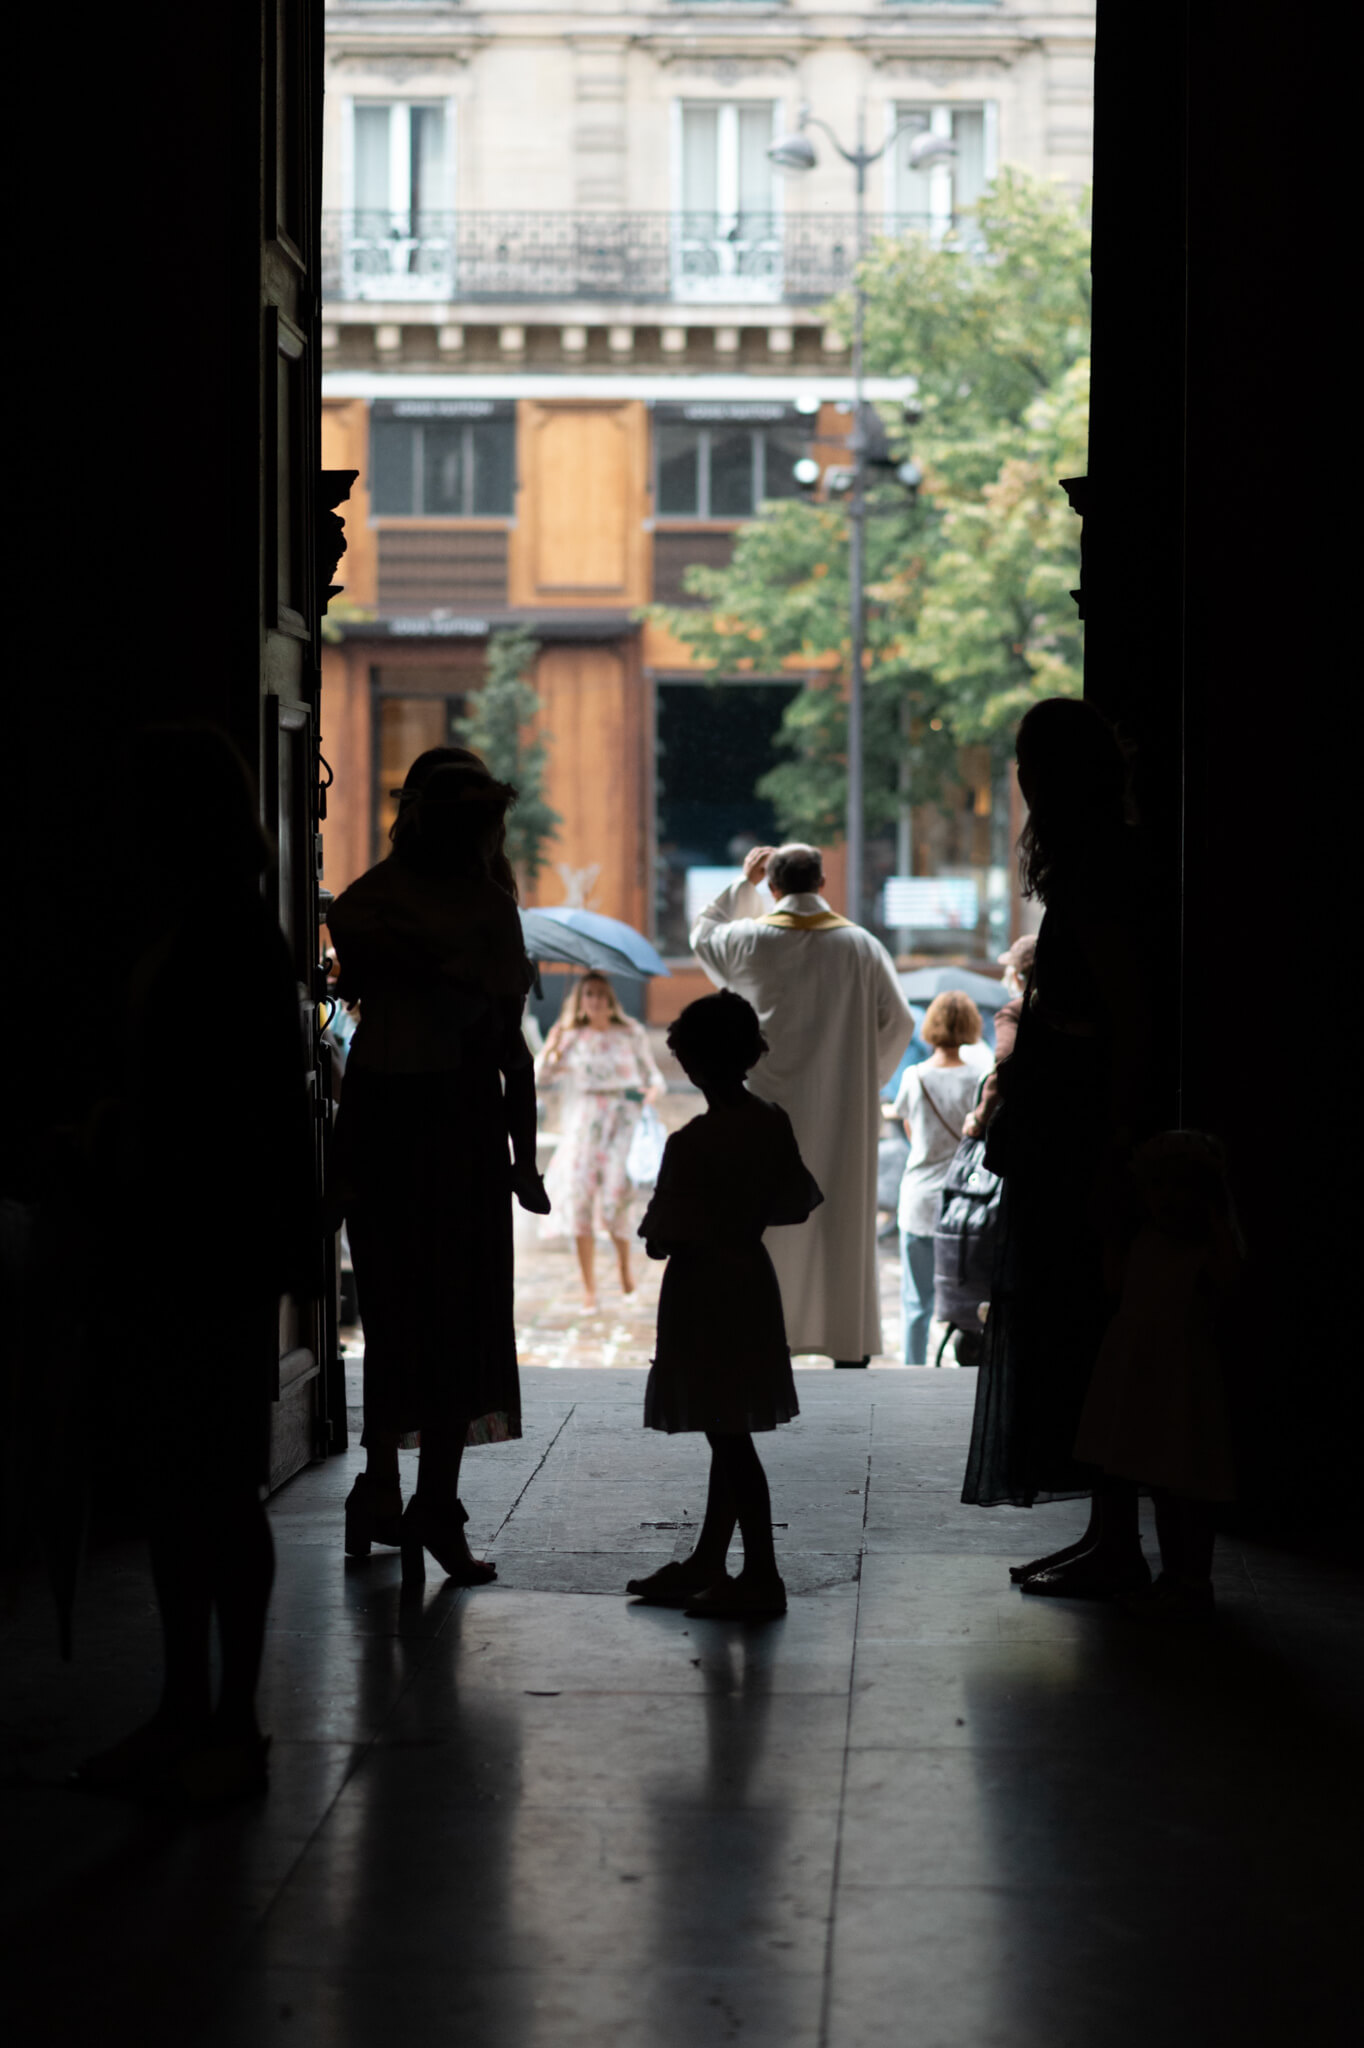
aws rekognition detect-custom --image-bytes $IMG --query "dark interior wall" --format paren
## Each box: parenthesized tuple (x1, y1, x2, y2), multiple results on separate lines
(10, 2, 321, 1160)
(1084, 6, 1352, 1508)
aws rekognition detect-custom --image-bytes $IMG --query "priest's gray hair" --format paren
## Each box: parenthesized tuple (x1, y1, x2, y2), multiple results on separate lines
(767, 844, 824, 897)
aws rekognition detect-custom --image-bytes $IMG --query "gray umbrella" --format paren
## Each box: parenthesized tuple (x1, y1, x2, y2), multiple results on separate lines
(519, 908, 650, 983)
(898, 966, 1009, 1013)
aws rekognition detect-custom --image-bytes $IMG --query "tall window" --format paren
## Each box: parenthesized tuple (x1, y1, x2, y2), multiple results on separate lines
(370, 403, 516, 517)
(675, 102, 781, 300)
(892, 104, 995, 241)
(346, 100, 454, 298)
(654, 406, 807, 518)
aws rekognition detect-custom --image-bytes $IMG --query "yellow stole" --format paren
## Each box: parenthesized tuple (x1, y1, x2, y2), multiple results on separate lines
(757, 910, 854, 931)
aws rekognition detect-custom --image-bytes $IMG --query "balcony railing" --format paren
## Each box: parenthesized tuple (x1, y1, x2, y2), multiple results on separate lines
(322, 210, 960, 307)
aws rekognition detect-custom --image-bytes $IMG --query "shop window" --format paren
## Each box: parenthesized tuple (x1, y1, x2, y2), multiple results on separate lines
(655, 420, 807, 519)
(372, 681, 468, 856)
(654, 679, 799, 952)
(371, 402, 516, 516)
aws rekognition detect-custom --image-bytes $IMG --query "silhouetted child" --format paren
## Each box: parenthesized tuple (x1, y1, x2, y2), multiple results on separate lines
(1075, 1130, 1243, 1621)
(626, 991, 822, 1618)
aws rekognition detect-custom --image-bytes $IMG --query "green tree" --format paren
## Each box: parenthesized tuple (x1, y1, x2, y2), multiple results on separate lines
(651, 167, 1090, 840)
(456, 625, 561, 884)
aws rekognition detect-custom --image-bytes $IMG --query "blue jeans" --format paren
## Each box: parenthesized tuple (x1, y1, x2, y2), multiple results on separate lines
(900, 1230, 936, 1365)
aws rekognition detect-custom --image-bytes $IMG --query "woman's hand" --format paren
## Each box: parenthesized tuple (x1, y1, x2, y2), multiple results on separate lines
(643, 1084, 663, 1107)
(511, 1160, 551, 1214)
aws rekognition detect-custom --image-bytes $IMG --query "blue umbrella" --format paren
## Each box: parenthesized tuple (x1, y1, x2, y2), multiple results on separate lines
(519, 909, 642, 981)
(530, 906, 671, 979)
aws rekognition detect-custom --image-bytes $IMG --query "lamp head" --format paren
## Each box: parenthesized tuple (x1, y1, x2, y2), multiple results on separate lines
(768, 132, 817, 174)
(904, 132, 957, 173)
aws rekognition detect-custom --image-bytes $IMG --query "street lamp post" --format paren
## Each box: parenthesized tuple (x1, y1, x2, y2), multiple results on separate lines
(769, 107, 955, 927)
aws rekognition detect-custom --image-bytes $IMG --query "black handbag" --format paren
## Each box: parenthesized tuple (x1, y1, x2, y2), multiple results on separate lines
(933, 1134, 1004, 1333)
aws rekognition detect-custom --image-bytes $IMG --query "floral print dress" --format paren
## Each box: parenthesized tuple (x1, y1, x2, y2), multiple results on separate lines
(539, 1021, 665, 1237)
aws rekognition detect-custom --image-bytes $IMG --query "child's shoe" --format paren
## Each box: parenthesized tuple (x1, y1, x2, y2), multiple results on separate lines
(625, 1561, 719, 1607)
(1123, 1572, 1215, 1625)
(685, 1571, 787, 1619)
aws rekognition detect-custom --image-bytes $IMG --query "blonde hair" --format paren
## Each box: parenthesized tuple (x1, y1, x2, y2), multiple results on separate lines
(558, 971, 629, 1029)
(922, 990, 983, 1049)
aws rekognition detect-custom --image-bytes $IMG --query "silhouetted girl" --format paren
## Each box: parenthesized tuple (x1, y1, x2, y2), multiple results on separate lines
(1075, 1131, 1241, 1620)
(627, 991, 821, 1618)
(329, 761, 546, 1585)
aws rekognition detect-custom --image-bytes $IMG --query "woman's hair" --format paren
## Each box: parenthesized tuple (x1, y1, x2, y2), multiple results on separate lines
(390, 746, 519, 898)
(1015, 698, 1136, 903)
(667, 989, 768, 1081)
(558, 970, 629, 1029)
(766, 844, 824, 897)
(391, 762, 516, 880)
(921, 991, 983, 1049)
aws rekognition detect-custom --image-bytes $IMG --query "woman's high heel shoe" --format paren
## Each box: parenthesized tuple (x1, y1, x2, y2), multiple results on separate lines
(344, 1473, 404, 1558)
(400, 1497, 497, 1587)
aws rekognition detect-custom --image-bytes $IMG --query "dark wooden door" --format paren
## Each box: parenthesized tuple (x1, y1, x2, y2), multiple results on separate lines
(259, 0, 346, 1488)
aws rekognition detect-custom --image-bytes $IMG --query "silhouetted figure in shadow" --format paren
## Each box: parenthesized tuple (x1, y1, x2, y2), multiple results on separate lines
(328, 761, 547, 1586)
(627, 991, 821, 1619)
(1076, 1130, 1242, 1622)
(76, 728, 312, 1804)
(963, 698, 1157, 1596)
(385, 743, 538, 1202)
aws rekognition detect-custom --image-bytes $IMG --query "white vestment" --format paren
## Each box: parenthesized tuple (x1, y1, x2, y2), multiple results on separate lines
(691, 882, 914, 1360)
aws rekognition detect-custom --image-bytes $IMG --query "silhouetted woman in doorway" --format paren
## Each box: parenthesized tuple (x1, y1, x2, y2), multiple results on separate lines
(962, 698, 1156, 1595)
(329, 761, 546, 1584)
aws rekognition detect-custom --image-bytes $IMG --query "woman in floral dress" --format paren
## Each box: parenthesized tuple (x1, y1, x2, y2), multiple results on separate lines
(537, 972, 666, 1306)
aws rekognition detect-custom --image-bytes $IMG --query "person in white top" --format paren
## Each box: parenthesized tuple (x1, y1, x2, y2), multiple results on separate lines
(690, 842, 914, 1366)
(537, 972, 666, 1308)
(892, 992, 987, 1364)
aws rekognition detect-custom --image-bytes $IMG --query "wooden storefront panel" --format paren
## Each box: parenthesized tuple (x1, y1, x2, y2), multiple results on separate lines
(532, 643, 644, 928)
(511, 401, 649, 605)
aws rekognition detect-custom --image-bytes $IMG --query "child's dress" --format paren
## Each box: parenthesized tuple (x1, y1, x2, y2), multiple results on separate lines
(640, 1096, 822, 1435)
(1074, 1224, 1235, 1501)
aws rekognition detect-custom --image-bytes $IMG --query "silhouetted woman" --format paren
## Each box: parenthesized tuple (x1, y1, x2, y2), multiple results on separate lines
(962, 698, 1156, 1595)
(78, 727, 312, 1804)
(329, 761, 546, 1584)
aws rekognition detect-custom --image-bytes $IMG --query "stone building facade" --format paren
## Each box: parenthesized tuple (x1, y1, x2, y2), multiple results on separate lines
(319, 0, 1094, 1003)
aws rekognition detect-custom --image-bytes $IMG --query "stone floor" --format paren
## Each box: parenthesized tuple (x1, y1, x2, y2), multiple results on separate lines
(4, 1372, 1360, 2048)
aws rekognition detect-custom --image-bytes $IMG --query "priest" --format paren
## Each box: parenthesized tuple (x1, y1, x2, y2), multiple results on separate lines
(691, 843, 914, 1365)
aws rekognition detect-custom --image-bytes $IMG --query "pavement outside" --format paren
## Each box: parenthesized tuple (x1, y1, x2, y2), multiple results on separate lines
(5, 1370, 1359, 2047)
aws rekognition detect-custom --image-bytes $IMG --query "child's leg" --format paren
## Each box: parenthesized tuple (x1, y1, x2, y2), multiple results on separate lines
(707, 1431, 779, 1585)
(610, 1234, 635, 1294)
(626, 1435, 735, 1602)
(689, 1442, 738, 1580)
(574, 1233, 596, 1304)
(1152, 1489, 1215, 1584)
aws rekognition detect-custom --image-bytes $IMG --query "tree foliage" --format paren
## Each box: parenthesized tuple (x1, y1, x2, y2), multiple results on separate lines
(650, 167, 1091, 841)
(456, 625, 561, 884)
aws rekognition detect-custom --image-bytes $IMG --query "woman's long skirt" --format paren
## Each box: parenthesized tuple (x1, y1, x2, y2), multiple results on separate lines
(338, 1063, 520, 1446)
(961, 1021, 1111, 1507)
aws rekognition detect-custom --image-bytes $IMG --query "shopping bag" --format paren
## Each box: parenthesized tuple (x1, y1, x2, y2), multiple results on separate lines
(625, 1105, 666, 1188)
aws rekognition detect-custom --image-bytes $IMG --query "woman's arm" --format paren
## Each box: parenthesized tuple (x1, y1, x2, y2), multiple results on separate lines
(631, 1020, 667, 1105)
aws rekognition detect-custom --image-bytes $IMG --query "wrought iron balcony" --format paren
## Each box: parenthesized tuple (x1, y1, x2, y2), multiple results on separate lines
(321, 209, 957, 307)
